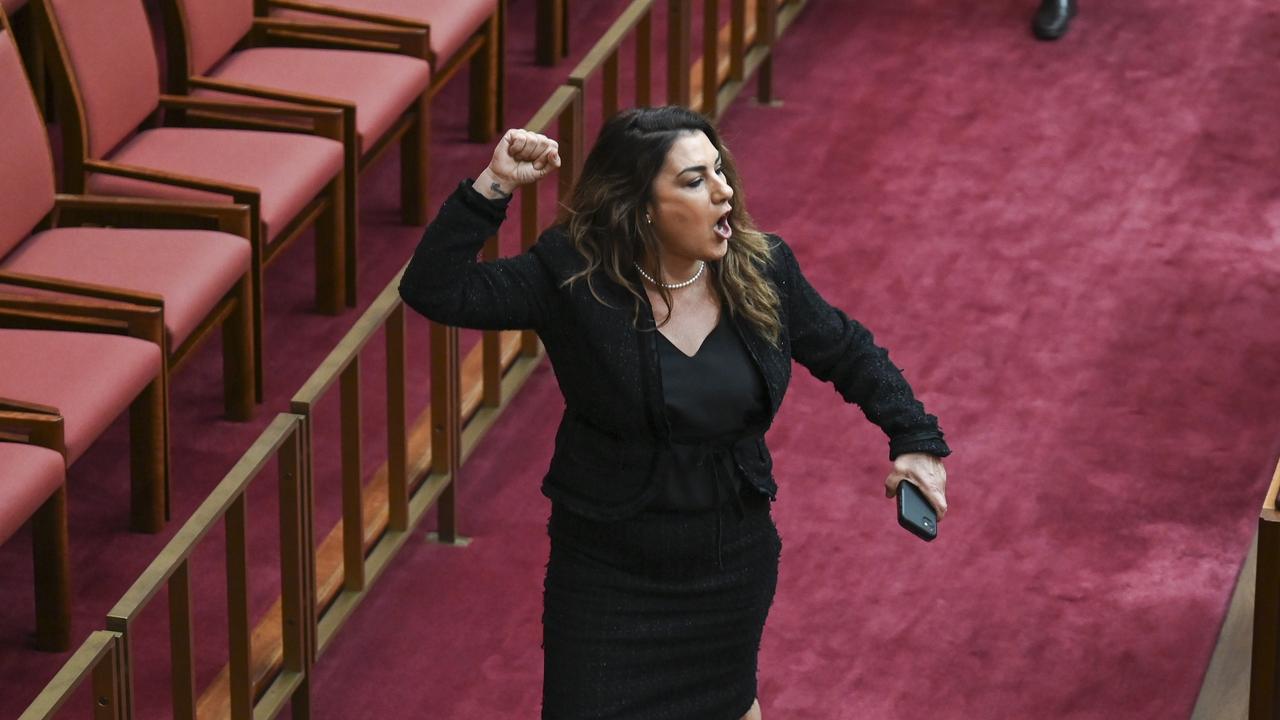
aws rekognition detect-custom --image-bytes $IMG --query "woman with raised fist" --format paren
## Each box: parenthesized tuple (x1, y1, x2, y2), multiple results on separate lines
(400, 106, 951, 720)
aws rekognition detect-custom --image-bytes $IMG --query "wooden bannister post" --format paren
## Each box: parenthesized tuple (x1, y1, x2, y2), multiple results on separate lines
(668, 0, 692, 106)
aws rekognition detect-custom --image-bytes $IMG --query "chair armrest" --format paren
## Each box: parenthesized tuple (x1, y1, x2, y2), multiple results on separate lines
(188, 76, 353, 113)
(266, 0, 428, 30)
(0, 270, 164, 307)
(250, 16, 428, 57)
(0, 292, 165, 346)
(51, 195, 253, 240)
(81, 159, 259, 203)
(0, 409, 66, 456)
(0, 398, 60, 416)
(157, 94, 345, 142)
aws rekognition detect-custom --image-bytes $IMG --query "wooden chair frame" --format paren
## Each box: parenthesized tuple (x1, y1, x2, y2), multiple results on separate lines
(157, 6, 433, 307)
(31, 0, 351, 394)
(0, 9, 257, 414)
(0, 401, 69, 651)
(0, 294, 169, 533)
(257, 0, 505, 142)
(0, 191, 258, 418)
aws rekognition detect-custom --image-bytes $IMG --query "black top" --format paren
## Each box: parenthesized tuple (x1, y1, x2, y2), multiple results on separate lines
(650, 310, 770, 511)
(399, 183, 950, 520)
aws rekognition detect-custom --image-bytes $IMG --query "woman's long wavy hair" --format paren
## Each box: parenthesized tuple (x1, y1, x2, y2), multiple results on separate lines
(562, 106, 781, 346)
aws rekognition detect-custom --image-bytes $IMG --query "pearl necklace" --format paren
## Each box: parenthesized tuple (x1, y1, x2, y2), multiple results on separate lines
(634, 261, 705, 290)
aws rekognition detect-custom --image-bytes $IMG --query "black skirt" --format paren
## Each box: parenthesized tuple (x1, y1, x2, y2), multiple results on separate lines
(541, 491, 781, 720)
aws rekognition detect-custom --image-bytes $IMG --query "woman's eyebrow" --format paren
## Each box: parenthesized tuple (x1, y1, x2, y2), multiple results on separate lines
(676, 154, 723, 176)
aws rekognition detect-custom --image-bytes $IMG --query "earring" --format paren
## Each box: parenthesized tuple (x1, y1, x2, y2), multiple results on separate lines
(645, 213, 652, 224)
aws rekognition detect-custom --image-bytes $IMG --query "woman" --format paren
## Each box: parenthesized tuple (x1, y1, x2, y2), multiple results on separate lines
(399, 106, 951, 720)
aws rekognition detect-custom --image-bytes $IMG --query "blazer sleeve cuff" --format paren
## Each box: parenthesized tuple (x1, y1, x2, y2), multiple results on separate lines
(889, 433, 951, 460)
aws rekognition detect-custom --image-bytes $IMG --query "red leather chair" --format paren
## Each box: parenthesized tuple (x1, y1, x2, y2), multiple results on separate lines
(0, 10, 258, 419)
(265, 0, 504, 141)
(0, 403, 70, 651)
(158, 0, 432, 304)
(0, 296, 169, 534)
(31, 0, 352, 376)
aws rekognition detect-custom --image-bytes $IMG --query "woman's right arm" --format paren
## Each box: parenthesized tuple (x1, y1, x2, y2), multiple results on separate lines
(398, 130, 561, 330)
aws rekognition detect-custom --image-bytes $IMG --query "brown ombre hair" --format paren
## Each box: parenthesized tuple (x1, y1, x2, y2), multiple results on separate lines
(562, 106, 781, 346)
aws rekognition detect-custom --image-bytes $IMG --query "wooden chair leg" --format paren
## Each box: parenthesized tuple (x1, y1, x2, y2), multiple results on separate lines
(128, 376, 167, 533)
(32, 485, 70, 652)
(249, 230, 266, 404)
(341, 107, 359, 308)
(314, 176, 347, 315)
(401, 95, 430, 226)
(222, 276, 256, 421)
(468, 13, 501, 142)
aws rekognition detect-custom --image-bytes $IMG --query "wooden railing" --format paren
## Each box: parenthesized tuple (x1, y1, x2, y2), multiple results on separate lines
(18, 631, 127, 720)
(17, 0, 811, 714)
(103, 414, 309, 719)
(1251, 460, 1280, 718)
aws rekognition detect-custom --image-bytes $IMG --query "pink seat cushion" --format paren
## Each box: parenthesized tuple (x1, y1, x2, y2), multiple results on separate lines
(2, 227, 251, 348)
(201, 47, 429, 153)
(272, 0, 497, 62)
(0, 330, 161, 464)
(0, 442, 62, 544)
(87, 128, 344, 241)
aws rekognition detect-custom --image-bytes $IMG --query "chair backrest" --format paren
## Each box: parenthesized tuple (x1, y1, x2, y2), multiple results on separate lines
(173, 0, 253, 77)
(41, 0, 160, 158)
(0, 19, 56, 257)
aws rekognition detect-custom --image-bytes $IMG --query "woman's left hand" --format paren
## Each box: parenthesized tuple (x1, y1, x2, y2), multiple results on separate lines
(885, 453, 948, 521)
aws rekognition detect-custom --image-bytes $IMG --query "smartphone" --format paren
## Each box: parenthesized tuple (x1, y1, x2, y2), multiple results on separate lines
(897, 481, 937, 542)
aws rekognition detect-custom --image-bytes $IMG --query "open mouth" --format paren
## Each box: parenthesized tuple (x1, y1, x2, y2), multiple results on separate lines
(713, 211, 733, 240)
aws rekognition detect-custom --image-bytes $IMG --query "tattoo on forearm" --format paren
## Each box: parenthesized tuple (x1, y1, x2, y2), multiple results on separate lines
(489, 182, 512, 198)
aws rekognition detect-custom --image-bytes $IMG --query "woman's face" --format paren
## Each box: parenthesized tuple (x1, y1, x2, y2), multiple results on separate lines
(646, 131, 735, 269)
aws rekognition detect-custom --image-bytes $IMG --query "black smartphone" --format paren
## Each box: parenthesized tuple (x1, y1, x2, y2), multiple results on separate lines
(897, 481, 937, 542)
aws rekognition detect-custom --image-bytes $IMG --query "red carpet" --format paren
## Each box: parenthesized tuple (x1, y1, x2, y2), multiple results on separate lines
(4, 0, 1280, 717)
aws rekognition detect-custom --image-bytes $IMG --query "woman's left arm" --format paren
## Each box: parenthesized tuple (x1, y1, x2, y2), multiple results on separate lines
(775, 237, 951, 515)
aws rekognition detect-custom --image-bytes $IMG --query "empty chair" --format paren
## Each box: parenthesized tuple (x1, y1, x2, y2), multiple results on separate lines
(0, 295, 169, 533)
(32, 0, 351, 388)
(158, 0, 432, 303)
(0, 403, 69, 651)
(0, 10, 258, 418)
(265, 0, 504, 141)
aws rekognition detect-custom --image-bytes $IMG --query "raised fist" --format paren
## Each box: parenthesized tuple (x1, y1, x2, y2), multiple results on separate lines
(484, 129, 561, 193)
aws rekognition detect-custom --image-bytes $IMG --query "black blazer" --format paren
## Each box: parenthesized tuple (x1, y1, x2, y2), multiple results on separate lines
(400, 183, 950, 520)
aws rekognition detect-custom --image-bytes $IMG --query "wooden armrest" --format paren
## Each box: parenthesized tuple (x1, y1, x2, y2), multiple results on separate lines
(82, 159, 259, 202)
(158, 94, 344, 142)
(52, 195, 253, 239)
(188, 76, 352, 112)
(0, 270, 162, 307)
(0, 411, 66, 454)
(0, 398, 60, 416)
(267, 0, 429, 30)
(0, 292, 164, 344)
(251, 17, 428, 57)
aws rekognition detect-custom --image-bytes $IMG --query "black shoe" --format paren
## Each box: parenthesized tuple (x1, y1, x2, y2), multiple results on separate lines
(1031, 0, 1077, 41)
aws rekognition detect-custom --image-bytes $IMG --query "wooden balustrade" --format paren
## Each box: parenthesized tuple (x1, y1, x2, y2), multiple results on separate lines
(103, 414, 310, 720)
(18, 631, 126, 720)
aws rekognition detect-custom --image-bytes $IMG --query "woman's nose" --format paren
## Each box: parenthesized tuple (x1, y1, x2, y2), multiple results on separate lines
(714, 176, 734, 202)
